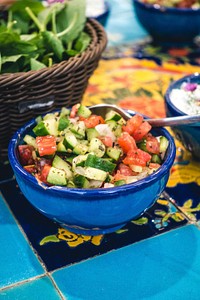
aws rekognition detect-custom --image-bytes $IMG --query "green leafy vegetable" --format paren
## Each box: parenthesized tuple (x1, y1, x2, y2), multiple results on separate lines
(0, 0, 90, 74)
(30, 58, 46, 71)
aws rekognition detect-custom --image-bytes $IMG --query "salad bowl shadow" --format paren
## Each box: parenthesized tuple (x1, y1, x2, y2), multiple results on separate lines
(8, 111, 176, 236)
(165, 73, 200, 160)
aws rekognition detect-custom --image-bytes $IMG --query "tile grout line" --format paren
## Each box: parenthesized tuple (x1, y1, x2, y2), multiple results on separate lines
(0, 273, 65, 300)
(0, 274, 46, 293)
(0, 190, 66, 298)
(47, 274, 66, 300)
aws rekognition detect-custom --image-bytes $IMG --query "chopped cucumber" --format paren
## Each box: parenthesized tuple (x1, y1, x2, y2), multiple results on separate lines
(58, 116, 70, 131)
(67, 180, 76, 188)
(23, 134, 37, 148)
(69, 121, 86, 139)
(88, 138, 105, 157)
(57, 139, 68, 153)
(114, 179, 126, 186)
(151, 154, 162, 164)
(73, 174, 90, 188)
(137, 140, 147, 152)
(159, 136, 169, 153)
(43, 113, 56, 120)
(63, 132, 78, 150)
(33, 119, 58, 136)
(106, 120, 122, 137)
(47, 166, 67, 186)
(60, 107, 70, 117)
(105, 110, 122, 122)
(84, 167, 107, 181)
(77, 104, 92, 118)
(106, 147, 121, 161)
(73, 142, 88, 155)
(65, 154, 77, 164)
(52, 155, 72, 179)
(35, 115, 42, 124)
(86, 127, 100, 141)
(105, 174, 113, 183)
(117, 117, 126, 126)
(72, 154, 88, 170)
(43, 119, 58, 136)
(85, 154, 116, 173)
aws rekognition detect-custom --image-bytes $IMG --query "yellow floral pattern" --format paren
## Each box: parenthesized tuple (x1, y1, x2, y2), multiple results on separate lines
(40, 228, 104, 247)
(167, 134, 200, 187)
(83, 58, 200, 118)
(57, 228, 103, 247)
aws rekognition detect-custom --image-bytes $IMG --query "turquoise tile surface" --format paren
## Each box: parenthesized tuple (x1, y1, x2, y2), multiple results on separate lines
(0, 0, 200, 299)
(0, 276, 61, 300)
(0, 193, 44, 289)
(52, 225, 200, 300)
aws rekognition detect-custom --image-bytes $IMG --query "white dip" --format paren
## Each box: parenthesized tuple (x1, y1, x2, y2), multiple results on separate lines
(170, 82, 200, 115)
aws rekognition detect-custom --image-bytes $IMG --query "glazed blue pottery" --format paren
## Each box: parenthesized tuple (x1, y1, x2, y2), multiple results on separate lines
(165, 73, 200, 160)
(133, 0, 200, 45)
(8, 111, 175, 236)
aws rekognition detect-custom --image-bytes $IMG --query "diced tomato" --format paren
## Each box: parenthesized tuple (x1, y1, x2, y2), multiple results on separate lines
(24, 165, 37, 174)
(113, 171, 127, 182)
(70, 104, 79, 118)
(146, 134, 160, 154)
(18, 145, 34, 166)
(36, 135, 57, 157)
(118, 163, 135, 176)
(122, 114, 143, 135)
(82, 115, 105, 128)
(38, 164, 51, 184)
(98, 136, 113, 147)
(117, 132, 137, 153)
(132, 121, 152, 141)
(113, 164, 136, 181)
(123, 149, 152, 166)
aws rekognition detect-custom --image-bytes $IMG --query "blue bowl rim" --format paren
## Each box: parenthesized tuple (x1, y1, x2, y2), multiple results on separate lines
(165, 72, 200, 117)
(133, 0, 200, 13)
(8, 110, 176, 199)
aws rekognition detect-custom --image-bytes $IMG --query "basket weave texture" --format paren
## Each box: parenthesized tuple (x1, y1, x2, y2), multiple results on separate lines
(0, 18, 107, 160)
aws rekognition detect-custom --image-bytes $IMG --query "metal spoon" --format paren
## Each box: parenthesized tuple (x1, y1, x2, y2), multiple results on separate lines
(89, 103, 200, 127)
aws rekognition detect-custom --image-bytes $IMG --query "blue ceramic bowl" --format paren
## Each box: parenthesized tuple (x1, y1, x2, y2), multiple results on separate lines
(133, 0, 200, 45)
(8, 111, 176, 235)
(165, 73, 200, 160)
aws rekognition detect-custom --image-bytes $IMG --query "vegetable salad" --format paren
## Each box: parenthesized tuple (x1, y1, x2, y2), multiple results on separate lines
(18, 104, 169, 189)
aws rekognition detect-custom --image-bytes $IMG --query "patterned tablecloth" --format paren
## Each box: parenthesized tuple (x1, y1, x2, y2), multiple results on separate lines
(1, 1, 200, 299)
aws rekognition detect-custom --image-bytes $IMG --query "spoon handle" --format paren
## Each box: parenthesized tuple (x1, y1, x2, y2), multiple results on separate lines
(89, 104, 200, 127)
(147, 115, 200, 127)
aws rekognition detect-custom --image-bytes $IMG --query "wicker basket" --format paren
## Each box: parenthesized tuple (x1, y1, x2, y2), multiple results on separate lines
(0, 18, 107, 160)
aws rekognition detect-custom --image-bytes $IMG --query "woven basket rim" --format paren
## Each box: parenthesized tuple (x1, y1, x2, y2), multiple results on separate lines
(0, 18, 107, 84)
